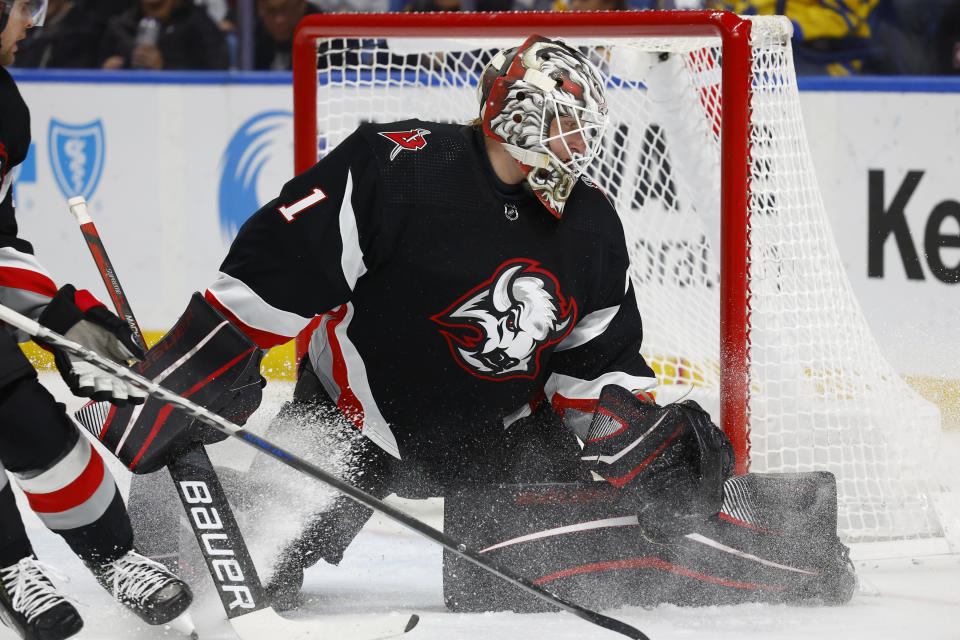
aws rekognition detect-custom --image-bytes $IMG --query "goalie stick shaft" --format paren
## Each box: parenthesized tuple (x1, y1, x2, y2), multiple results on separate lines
(67, 196, 265, 619)
(64, 198, 418, 639)
(4, 302, 648, 640)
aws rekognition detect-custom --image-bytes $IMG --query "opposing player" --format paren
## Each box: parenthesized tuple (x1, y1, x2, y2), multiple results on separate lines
(108, 35, 854, 612)
(0, 3, 193, 638)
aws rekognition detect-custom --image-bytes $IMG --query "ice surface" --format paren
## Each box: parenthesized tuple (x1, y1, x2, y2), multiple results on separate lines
(3, 374, 958, 640)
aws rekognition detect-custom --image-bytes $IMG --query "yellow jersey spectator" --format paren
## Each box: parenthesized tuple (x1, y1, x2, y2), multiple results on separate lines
(709, 0, 892, 74)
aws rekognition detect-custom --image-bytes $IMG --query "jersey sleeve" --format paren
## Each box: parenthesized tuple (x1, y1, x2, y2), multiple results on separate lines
(545, 244, 657, 440)
(205, 129, 385, 349)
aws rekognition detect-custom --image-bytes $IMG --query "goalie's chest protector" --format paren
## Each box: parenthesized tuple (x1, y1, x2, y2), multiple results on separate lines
(316, 121, 622, 454)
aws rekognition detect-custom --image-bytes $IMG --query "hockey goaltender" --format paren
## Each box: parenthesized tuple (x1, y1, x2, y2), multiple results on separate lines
(78, 34, 857, 615)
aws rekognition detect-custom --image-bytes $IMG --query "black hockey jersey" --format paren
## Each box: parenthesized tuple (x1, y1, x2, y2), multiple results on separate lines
(0, 67, 60, 345)
(206, 120, 656, 463)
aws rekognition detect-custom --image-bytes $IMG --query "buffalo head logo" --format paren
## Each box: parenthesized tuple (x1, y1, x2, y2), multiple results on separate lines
(432, 259, 577, 380)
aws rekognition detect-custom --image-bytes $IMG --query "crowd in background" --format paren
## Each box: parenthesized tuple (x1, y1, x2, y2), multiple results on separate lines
(10, 0, 960, 75)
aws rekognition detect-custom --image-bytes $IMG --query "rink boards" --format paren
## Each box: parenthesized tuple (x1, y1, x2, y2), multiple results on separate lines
(8, 70, 959, 427)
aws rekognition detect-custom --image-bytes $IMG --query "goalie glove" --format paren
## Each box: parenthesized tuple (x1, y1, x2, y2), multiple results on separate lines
(37, 285, 147, 406)
(73, 293, 264, 473)
(581, 384, 735, 531)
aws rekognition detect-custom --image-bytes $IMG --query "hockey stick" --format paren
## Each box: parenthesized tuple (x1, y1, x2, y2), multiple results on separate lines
(65, 197, 418, 640)
(2, 301, 650, 640)
(67, 197, 148, 353)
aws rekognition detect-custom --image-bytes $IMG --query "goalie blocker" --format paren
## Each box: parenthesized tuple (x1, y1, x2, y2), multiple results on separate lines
(444, 386, 856, 611)
(74, 293, 264, 473)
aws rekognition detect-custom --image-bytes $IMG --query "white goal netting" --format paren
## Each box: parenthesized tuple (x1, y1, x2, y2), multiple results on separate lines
(295, 13, 954, 548)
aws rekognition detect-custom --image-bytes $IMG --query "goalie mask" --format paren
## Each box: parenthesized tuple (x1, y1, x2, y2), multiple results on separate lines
(479, 35, 608, 218)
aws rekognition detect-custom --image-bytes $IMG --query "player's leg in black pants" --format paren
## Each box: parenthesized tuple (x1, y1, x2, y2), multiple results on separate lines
(263, 358, 397, 610)
(0, 339, 38, 569)
(1, 465, 86, 640)
(1, 339, 193, 633)
(0, 342, 91, 640)
(0, 369, 134, 565)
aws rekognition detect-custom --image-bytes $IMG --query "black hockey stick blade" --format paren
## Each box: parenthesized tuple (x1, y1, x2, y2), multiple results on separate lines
(168, 444, 418, 640)
(2, 303, 646, 640)
(229, 607, 419, 640)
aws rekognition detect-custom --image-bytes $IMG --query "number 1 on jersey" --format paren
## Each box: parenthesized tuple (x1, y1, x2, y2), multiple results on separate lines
(278, 188, 327, 222)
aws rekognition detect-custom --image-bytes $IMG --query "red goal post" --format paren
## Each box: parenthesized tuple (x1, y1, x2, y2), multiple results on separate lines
(292, 9, 754, 471)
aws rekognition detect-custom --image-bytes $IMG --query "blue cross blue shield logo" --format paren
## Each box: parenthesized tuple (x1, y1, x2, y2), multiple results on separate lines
(48, 119, 105, 200)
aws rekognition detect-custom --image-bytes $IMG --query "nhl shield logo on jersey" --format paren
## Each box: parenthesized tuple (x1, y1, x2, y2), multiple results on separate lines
(378, 128, 431, 161)
(48, 119, 105, 200)
(432, 259, 577, 381)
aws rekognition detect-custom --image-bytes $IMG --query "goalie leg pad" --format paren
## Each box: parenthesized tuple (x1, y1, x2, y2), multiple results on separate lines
(74, 293, 264, 474)
(443, 472, 854, 612)
(721, 471, 840, 536)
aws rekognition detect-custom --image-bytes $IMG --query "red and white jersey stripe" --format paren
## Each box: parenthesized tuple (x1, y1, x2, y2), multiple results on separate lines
(206, 273, 313, 349)
(0, 246, 57, 338)
(308, 303, 399, 458)
(554, 304, 620, 353)
(546, 370, 657, 439)
(336, 172, 367, 290)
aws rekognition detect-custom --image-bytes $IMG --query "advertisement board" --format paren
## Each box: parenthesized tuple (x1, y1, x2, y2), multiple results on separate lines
(13, 73, 294, 332)
(800, 81, 960, 426)
(9, 71, 959, 424)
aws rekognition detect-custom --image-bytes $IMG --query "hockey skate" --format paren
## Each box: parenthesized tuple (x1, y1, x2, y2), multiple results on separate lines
(0, 556, 83, 640)
(87, 550, 192, 625)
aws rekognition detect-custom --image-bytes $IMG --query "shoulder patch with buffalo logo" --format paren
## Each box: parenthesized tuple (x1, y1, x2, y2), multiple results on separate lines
(378, 128, 431, 161)
(431, 259, 577, 381)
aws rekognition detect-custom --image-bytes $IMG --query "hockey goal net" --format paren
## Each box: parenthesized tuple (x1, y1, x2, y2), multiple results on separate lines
(292, 10, 955, 550)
